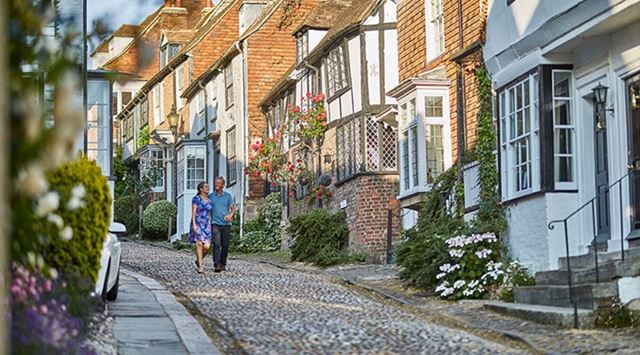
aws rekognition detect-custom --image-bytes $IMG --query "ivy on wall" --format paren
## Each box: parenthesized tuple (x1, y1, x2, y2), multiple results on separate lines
(473, 65, 506, 234)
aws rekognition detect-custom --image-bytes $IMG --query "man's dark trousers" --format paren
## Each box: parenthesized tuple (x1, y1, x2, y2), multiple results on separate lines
(212, 224, 231, 268)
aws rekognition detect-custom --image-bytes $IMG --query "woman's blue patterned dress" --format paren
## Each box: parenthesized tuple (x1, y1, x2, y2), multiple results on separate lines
(189, 195, 212, 244)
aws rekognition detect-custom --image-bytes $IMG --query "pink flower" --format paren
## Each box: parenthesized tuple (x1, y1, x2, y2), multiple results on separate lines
(306, 92, 312, 98)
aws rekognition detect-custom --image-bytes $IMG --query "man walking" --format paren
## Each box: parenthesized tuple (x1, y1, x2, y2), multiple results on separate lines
(209, 176, 236, 272)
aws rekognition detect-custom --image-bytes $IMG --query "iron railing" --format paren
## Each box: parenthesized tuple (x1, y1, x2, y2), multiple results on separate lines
(548, 171, 632, 327)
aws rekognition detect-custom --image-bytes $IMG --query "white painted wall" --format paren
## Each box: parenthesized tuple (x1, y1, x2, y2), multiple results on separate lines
(384, 29, 399, 103)
(308, 29, 326, 55)
(365, 30, 380, 105)
(348, 37, 362, 113)
(504, 196, 549, 272)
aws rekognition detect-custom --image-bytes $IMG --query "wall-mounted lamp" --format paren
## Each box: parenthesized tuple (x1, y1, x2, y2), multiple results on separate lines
(167, 104, 180, 134)
(592, 83, 614, 113)
(323, 154, 332, 164)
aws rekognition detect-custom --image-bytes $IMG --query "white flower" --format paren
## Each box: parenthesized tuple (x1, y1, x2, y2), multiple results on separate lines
(449, 249, 464, 258)
(441, 287, 454, 297)
(60, 226, 73, 241)
(27, 252, 37, 267)
(453, 280, 466, 289)
(16, 164, 49, 197)
(67, 196, 85, 210)
(475, 249, 493, 259)
(35, 191, 60, 217)
(436, 272, 446, 280)
(48, 268, 59, 279)
(47, 214, 64, 228)
(439, 263, 452, 272)
(71, 184, 86, 199)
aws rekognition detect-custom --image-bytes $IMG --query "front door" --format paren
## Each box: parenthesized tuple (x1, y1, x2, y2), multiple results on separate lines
(627, 74, 640, 233)
(594, 99, 610, 240)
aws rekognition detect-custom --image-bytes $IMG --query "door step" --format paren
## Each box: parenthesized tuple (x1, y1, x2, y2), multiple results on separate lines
(483, 301, 596, 329)
(513, 282, 618, 309)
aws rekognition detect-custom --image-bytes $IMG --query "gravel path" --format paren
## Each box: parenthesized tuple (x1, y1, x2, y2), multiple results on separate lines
(120, 241, 522, 354)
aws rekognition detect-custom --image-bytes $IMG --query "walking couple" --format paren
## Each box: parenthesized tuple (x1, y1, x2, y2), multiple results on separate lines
(189, 177, 236, 274)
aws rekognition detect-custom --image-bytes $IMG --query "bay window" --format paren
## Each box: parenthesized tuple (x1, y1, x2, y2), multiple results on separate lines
(499, 73, 540, 199)
(140, 147, 165, 191)
(177, 145, 206, 196)
(498, 66, 575, 200)
(552, 70, 575, 186)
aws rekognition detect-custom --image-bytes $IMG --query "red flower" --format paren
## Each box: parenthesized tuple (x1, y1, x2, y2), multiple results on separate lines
(294, 106, 300, 113)
(327, 191, 333, 197)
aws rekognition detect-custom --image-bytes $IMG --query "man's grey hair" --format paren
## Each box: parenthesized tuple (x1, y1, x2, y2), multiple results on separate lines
(215, 176, 225, 184)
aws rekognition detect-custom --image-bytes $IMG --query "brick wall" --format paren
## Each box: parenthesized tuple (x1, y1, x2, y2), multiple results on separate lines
(244, 0, 318, 198)
(396, 0, 487, 161)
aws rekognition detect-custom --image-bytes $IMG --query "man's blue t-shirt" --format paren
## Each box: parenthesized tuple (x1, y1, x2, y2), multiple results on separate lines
(208, 191, 234, 226)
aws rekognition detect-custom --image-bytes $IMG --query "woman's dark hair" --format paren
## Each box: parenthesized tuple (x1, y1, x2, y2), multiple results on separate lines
(196, 181, 208, 195)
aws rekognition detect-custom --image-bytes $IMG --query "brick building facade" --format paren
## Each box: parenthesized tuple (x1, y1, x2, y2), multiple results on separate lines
(260, 0, 402, 262)
(389, 0, 487, 227)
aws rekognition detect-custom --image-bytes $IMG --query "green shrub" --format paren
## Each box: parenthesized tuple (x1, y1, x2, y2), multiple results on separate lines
(44, 157, 112, 284)
(596, 299, 640, 328)
(230, 193, 282, 253)
(142, 200, 177, 240)
(114, 195, 138, 235)
(396, 166, 465, 290)
(288, 209, 361, 267)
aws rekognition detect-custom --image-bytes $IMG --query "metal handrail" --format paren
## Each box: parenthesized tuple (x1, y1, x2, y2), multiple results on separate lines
(547, 170, 632, 328)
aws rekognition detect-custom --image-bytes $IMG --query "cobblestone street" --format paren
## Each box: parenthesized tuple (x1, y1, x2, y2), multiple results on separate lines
(120, 241, 523, 354)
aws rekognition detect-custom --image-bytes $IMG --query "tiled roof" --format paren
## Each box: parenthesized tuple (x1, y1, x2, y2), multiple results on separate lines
(261, 0, 379, 107)
(291, 0, 352, 34)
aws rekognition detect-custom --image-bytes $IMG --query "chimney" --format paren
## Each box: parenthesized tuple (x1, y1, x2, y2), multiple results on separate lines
(176, 0, 182, 7)
(164, 0, 173, 7)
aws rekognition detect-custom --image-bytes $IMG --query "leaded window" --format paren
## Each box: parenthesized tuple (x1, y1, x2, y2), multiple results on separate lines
(426, 124, 444, 183)
(327, 44, 348, 97)
(296, 31, 308, 64)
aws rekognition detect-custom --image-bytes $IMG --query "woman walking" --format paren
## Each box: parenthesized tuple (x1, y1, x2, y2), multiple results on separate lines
(190, 181, 212, 274)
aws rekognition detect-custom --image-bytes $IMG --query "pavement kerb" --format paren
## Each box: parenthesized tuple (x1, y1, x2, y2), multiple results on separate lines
(121, 268, 221, 355)
(256, 259, 546, 355)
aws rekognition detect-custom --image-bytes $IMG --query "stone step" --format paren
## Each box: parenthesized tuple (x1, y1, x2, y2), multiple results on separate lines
(558, 246, 640, 269)
(483, 301, 596, 329)
(536, 259, 640, 286)
(513, 282, 618, 310)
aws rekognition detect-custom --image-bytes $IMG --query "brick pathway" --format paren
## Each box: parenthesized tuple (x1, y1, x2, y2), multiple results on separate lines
(120, 241, 523, 354)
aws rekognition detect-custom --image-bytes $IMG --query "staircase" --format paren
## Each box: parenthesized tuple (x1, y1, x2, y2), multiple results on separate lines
(485, 246, 640, 328)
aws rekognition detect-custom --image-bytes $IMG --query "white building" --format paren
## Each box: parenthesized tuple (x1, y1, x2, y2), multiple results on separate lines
(484, 0, 640, 271)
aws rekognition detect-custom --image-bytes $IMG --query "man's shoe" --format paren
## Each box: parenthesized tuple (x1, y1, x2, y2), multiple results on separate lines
(214, 267, 223, 273)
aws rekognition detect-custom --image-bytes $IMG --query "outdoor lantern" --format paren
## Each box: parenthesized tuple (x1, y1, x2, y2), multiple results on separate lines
(592, 83, 609, 107)
(167, 104, 180, 131)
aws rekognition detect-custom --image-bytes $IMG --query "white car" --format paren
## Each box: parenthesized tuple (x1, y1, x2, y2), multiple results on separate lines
(95, 222, 124, 301)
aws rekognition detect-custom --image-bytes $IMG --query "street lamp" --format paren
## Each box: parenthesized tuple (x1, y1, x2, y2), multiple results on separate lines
(592, 82, 614, 113)
(167, 104, 180, 206)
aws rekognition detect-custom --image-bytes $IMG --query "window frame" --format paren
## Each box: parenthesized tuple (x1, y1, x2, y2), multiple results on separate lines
(226, 126, 237, 186)
(425, 0, 445, 62)
(326, 42, 350, 99)
(225, 64, 234, 109)
(498, 73, 540, 200)
(551, 69, 576, 189)
(296, 30, 309, 64)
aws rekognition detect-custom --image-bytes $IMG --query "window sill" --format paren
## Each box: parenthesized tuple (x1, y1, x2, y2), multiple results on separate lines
(328, 86, 350, 102)
(398, 187, 429, 200)
(502, 190, 545, 206)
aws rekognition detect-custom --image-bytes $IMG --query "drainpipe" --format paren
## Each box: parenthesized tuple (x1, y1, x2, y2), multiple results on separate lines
(456, 0, 466, 169)
(303, 60, 319, 92)
(235, 41, 248, 240)
(198, 80, 212, 183)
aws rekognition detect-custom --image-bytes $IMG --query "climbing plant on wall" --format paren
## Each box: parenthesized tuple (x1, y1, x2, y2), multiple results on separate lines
(473, 65, 506, 234)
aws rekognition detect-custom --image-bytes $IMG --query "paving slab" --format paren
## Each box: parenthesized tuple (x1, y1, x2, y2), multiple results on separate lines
(110, 269, 220, 355)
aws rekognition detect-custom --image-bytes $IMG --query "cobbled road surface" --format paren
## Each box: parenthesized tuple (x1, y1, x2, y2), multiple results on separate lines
(121, 241, 523, 354)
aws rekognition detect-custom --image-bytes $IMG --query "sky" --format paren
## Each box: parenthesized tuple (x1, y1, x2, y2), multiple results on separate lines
(87, 0, 163, 49)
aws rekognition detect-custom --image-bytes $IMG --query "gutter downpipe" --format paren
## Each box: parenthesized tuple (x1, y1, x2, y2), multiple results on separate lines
(197, 80, 211, 184)
(236, 41, 247, 240)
